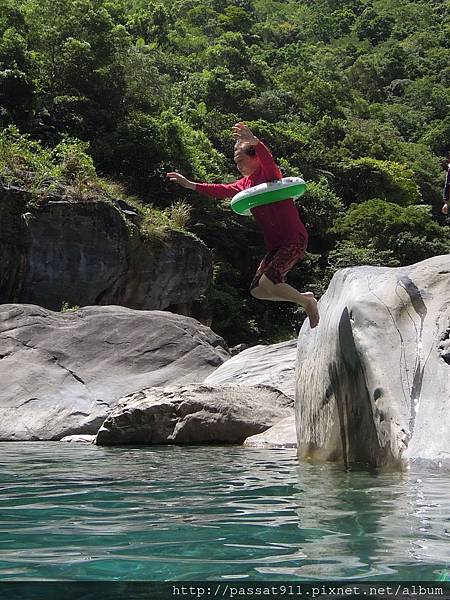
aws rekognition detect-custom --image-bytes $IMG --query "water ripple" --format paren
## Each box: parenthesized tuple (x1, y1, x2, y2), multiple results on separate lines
(0, 443, 449, 580)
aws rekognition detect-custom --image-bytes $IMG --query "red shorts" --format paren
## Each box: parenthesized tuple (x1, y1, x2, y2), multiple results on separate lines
(250, 235, 307, 290)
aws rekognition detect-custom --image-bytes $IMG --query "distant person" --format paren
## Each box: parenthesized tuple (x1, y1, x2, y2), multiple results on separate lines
(442, 156, 449, 216)
(166, 122, 319, 328)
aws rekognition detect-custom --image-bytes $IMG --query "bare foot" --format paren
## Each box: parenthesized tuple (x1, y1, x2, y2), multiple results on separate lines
(300, 293, 320, 329)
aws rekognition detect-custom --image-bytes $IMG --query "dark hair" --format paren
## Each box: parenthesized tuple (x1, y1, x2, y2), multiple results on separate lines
(234, 141, 257, 157)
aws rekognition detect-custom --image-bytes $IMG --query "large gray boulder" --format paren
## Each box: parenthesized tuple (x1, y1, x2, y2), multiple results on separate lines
(0, 305, 229, 441)
(95, 384, 293, 446)
(204, 339, 297, 449)
(0, 188, 212, 313)
(205, 339, 297, 398)
(296, 255, 450, 469)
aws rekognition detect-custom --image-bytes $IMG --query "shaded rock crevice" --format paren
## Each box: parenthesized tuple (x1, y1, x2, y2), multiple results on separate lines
(0, 187, 30, 303)
(439, 327, 450, 365)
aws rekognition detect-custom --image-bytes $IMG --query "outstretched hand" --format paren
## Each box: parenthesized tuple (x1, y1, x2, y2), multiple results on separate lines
(166, 172, 195, 190)
(232, 122, 258, 146)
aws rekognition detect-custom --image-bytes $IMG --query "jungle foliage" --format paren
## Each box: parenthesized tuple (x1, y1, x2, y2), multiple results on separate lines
(1, 0, 449, 344)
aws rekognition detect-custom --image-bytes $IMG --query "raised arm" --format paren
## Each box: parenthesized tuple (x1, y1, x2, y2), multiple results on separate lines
(254, 140, 282, 181)
(232, 122, 281, 181)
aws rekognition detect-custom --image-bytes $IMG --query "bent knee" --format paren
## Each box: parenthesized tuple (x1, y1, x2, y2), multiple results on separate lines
(260, 273, 277, 289)
(250, 286, 265, 299)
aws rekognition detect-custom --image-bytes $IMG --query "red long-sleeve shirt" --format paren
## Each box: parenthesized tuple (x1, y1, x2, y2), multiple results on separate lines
(195, 141, 308, 251)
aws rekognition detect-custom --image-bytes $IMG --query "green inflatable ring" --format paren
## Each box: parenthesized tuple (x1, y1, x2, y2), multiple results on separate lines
(230, 177, 307, 216)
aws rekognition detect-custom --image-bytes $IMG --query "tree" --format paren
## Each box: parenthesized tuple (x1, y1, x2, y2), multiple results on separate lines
(332, 199, 450, 265)
(0, 5, 35, 127)
(334, 157, 421, 206)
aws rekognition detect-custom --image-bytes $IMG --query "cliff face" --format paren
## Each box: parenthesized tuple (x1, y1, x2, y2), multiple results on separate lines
(0, 188, 29, 302)
(295, 254, 450, 469)
(0, 186, 212, 312)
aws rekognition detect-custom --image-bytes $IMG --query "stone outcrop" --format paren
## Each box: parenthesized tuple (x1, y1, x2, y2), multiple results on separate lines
(0, 186, 212, 312)
(204, 339, 297, 398)
(243, 416, 297, 449)
(296, 255, 450, 469)
(204, 339, 297, 449)
(0, 304, 229, 441)
(95, 384, 293, 446)
(60, 435, 95, 443)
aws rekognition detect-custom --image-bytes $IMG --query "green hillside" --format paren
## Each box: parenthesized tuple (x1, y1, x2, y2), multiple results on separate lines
(1, 0, 449, 344)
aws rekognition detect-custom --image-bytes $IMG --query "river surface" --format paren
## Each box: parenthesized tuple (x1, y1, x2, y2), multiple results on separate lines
(0, 443, 449, 581)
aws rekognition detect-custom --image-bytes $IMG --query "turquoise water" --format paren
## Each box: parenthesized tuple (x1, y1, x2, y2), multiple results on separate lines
(0, 443, 449, 581)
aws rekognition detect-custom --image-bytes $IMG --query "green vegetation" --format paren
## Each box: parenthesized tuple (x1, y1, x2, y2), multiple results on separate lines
(60, 301, 80, 313)
(0, 126, 103, 201)
(0, 127, 192, 240)
(1, 0, 449, 345)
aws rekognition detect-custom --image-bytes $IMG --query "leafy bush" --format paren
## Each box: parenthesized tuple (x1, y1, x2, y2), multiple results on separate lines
(97, 110, 227, 196)
(334, 157, 421, 206)
(332, 199, 450, 265)
(0, 126, 102, 201)
(299, 179, 345, 252)
(327, 241, 400, 269)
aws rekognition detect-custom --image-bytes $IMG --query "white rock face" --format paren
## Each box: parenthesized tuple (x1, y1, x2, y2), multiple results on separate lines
(60, 435, 95, 443)
(205, 339, 297, 398)
(296, 255, 450, 468)
(243, 416, 297, 449)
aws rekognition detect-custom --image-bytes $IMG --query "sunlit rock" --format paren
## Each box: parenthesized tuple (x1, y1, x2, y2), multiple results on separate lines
(95, 384, 293, 446)
(296, 255, 450, 468)
(0, 305, 229, 440)
(243, 416, 297, 449)
(205, 339, 297, 398)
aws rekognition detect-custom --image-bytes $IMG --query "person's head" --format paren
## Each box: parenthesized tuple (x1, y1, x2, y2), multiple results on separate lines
(234, 141, 259, 176)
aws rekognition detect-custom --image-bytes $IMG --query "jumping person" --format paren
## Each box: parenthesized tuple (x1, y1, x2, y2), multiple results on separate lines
(166, 122, 319, 328)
